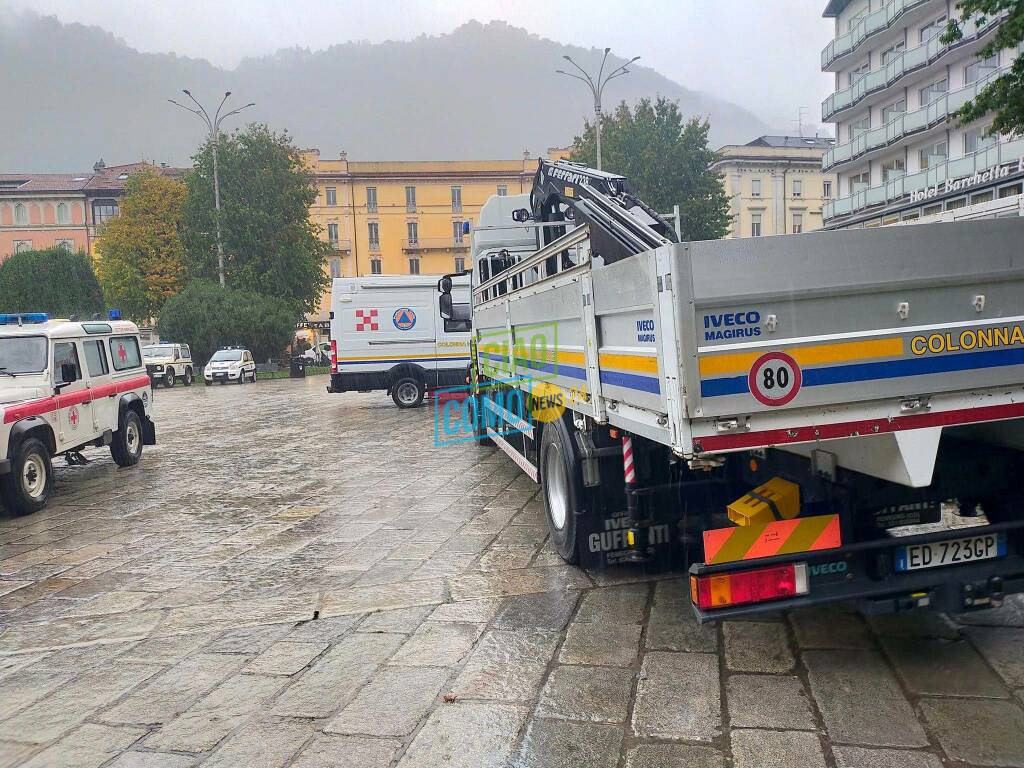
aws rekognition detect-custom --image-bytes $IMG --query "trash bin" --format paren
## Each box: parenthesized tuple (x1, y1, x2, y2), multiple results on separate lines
(290, 357, 307, 378)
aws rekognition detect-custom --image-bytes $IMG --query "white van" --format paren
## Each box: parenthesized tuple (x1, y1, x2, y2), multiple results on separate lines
(327, 275, 471, 407)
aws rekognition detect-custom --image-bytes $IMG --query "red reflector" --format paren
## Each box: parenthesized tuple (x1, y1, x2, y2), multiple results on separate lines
(692, 563, 807, 611)
(330, 339, 338, 374)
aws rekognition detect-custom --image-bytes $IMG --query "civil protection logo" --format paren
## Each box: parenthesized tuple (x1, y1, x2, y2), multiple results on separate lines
(393, 308, 416, 330)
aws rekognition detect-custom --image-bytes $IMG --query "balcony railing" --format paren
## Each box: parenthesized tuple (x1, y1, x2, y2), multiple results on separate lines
(822, 0, 930, 69)
(402, 237, 470, 251)
(823, 65, 1009, 171)
(822, 12, 1004, 121)
(329, 238, 352, 252)
(823, 136, 1024, 220)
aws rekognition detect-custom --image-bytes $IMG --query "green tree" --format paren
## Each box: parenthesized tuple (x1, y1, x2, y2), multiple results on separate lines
(570, 97, 730, 241)
(943, 1, 1024, 136)
(181, 124, 330, 315)
(95, 168, 188, 322)
(0, 248, 103, 317)
(156, 280, 297, 366)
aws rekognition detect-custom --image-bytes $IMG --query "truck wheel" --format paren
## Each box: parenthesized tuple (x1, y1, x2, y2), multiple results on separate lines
(111, 410, 143, 467)
(183, 367, 193, 387)
(540, 419, 582, 564)
(392, 377, 425, 408)
(1, 437, 53, 516)
(164, 369, 175, 388)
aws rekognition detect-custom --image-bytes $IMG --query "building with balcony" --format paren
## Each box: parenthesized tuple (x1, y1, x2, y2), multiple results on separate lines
(302, 150, 558, 320)
(821, 0, 1023, 229)
(711, 136, 837, 238)
(0, 161, 181, 260)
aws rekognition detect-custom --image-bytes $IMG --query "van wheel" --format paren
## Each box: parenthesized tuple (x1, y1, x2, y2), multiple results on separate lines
(183, 367, 193, 387)
(111, 410, 143, 467)
(392, 377, 425, 408)
(164, 369, 175, 388)
(540, 418, 582, 564)
(1, 438, 53, 516)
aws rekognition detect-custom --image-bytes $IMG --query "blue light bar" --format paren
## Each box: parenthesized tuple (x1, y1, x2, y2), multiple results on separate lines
(108, 309, 122, 320)
(0, 312, 49, 325)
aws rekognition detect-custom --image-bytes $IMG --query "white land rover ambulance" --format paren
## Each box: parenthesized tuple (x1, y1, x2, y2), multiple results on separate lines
(0, 312, 155, 515)
(327, 275, 471, 407)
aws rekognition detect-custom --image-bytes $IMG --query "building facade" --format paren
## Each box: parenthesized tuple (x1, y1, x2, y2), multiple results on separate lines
(0, 161, 181, 260)
(821, 0, 1023, 229)
(303, 150, 539, 276)
(712, 136, 837, 238)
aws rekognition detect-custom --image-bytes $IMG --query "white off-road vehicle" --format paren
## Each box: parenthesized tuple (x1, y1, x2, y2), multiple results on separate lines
(143, 342, 194, 388)
(0, 312, 156, 515)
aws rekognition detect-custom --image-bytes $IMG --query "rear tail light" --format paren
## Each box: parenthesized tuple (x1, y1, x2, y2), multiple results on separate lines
(330, 339, 338, 374)
(691, 563, 807, 611)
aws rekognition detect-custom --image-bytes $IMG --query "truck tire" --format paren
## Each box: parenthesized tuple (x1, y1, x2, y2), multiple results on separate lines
(183, 367, 193, 386)
(1, 437, 53, 516)
(540, 418, 583, 564)
(392, 377, 425, 408)
(164, 369, 175, 388)
(111, 410, 144, 467)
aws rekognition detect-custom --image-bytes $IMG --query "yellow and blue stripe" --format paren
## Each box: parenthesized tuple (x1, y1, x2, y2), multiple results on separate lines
(699, 335, 1024, 398)
(477, 349, 661, 394)
(339, 352, 470, 366)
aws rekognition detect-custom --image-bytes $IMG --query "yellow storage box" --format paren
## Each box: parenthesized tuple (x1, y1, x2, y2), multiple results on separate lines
(727, 477, 801, 527)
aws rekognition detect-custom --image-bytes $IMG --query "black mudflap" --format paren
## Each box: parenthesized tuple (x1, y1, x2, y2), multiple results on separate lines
(576, 510, 680, 569)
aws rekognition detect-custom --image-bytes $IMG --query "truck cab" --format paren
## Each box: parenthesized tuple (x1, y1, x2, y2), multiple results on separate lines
(0, 312, 156, 515)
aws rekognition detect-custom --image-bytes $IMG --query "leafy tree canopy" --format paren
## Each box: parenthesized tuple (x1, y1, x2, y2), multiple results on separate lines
(156, 280, 297, 366)
(943, 1, 1024, 136)
(181, 124, 330, 315)
(95, 168, 188, 322)
(0, 248, 103, 317)
(570, 97, 731, 241)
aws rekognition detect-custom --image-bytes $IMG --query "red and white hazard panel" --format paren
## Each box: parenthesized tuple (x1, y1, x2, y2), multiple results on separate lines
(355, 309, 379, 331)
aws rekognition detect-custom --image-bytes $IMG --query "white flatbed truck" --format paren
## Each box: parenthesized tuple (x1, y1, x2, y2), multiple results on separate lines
(438, 159, 1024, 620)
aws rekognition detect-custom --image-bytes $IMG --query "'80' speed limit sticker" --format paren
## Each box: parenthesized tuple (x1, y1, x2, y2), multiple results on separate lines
(748, 352, 802, 406)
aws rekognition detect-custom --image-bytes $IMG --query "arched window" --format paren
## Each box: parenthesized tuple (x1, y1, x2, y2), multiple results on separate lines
(14, 203, 27, 225)
(57, 203, 70, 225)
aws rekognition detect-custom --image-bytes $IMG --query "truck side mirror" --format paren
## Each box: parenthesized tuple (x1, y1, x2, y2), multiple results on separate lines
(439, 292, 453, 320)
(439, 275, 453, 294)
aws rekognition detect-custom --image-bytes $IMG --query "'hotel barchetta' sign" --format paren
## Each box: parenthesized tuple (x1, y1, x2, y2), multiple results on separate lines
(910, 158, 1024, 204)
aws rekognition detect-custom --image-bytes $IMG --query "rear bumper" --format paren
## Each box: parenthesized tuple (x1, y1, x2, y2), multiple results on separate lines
(689, 517, 1024, 621)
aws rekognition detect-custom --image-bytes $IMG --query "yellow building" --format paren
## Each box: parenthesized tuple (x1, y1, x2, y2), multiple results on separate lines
(711, 136, 837, 238)
(302, 150, 551, 319)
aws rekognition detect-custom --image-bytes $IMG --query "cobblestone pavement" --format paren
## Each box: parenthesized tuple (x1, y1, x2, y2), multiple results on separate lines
(1, 378, 1024, 767)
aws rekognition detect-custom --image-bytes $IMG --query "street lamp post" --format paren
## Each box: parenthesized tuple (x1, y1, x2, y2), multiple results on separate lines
(557, 49, 640, 171)
(168, 90, 254, 287)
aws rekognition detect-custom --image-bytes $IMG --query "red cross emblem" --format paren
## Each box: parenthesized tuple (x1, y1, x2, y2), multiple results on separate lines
(355, 309, 379, 331)
(117, 343, 127, 362)
(69, 406, 79, 428)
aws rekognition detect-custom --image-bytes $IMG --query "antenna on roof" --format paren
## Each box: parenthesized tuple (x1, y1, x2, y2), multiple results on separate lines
(795, 107, 808, 138)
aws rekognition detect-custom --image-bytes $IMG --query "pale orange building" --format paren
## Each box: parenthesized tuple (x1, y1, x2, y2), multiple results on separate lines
(0, 161, 182, 261)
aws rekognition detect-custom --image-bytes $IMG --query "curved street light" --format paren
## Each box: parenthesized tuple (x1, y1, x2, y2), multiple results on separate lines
(168, 90, 255, 287)
(557, 49, 640, 170)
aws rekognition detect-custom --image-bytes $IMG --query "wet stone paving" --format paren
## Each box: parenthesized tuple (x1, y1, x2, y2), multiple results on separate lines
(1, 378, 1024, 768)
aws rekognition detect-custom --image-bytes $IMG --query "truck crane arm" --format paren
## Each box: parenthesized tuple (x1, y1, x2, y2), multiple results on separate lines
(529, 159, 679, 265)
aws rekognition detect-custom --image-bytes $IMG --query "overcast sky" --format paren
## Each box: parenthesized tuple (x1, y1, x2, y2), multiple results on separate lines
(5, 0, 835, 132)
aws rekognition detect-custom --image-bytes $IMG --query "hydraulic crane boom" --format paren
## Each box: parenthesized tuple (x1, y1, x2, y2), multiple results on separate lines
(530, 159, 679, 265)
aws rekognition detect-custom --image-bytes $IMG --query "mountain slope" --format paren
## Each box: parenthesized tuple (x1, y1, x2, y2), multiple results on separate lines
(1, 14, 769, 171)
